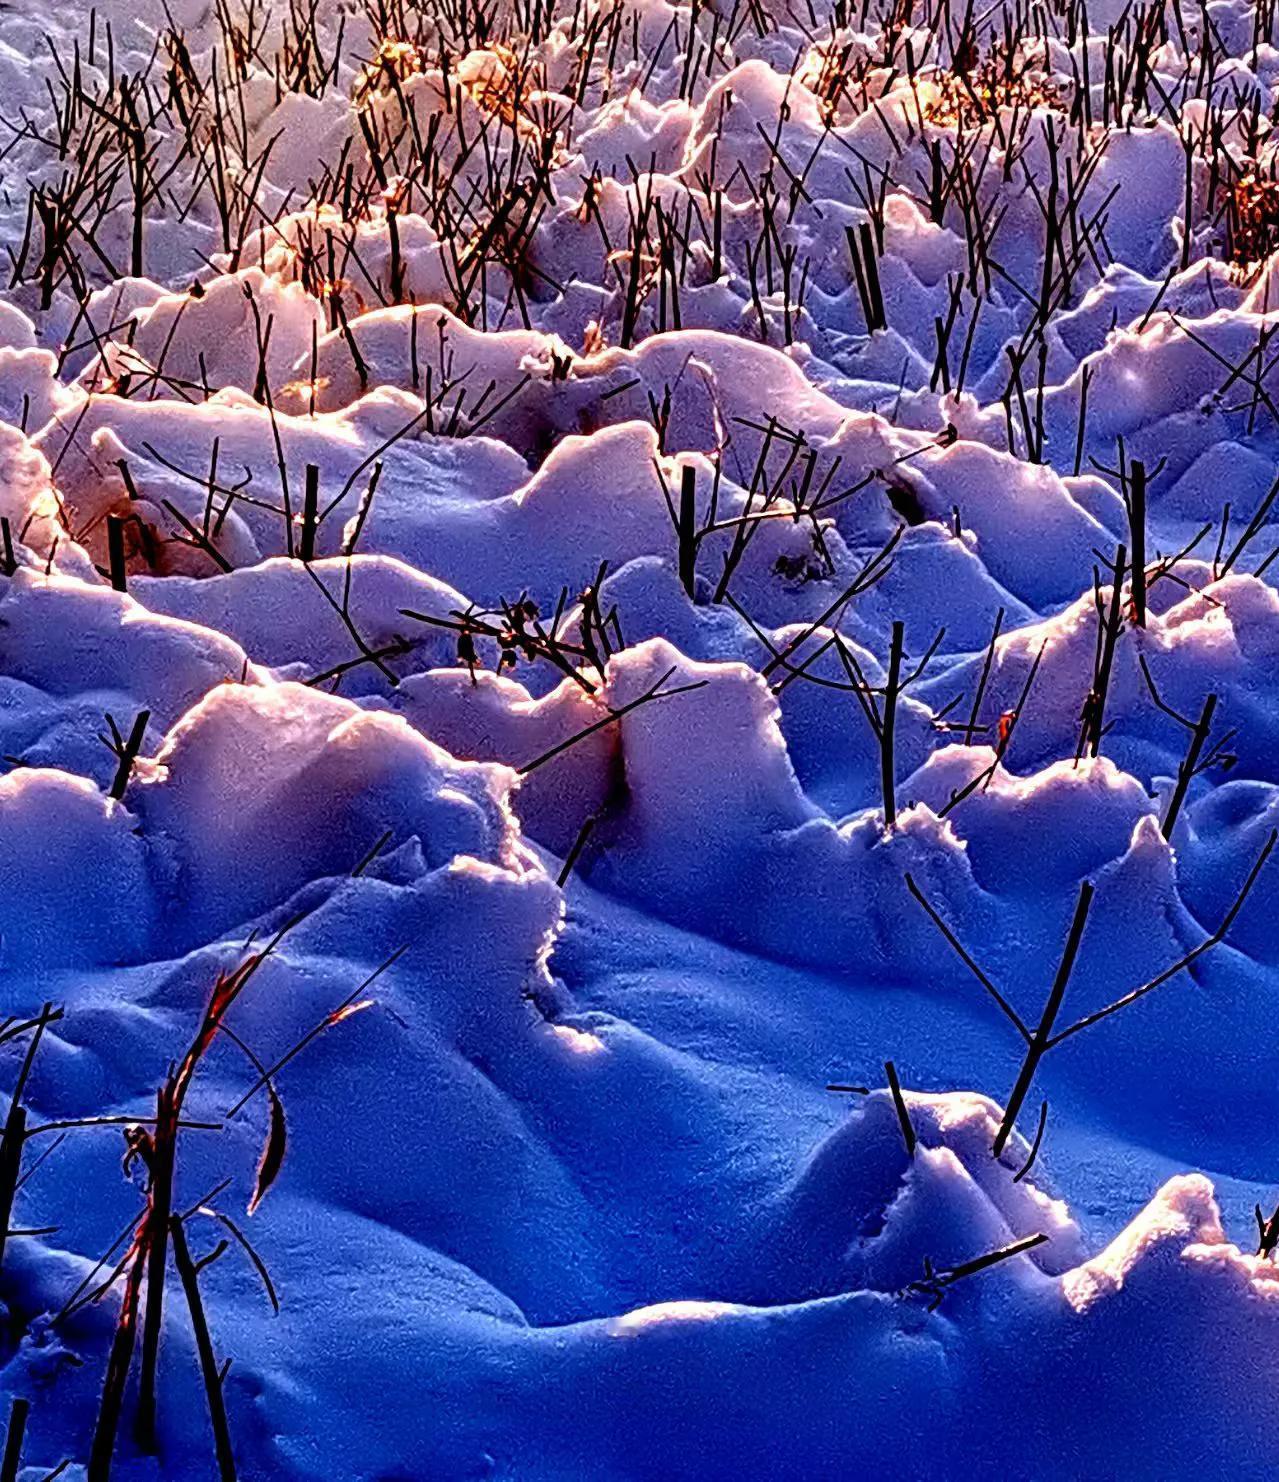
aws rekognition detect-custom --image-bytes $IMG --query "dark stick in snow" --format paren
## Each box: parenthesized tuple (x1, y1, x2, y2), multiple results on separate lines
(1013, 1101, 1049, 1183)
(992, 881, 1093, 1157)
(557, 814, 599, 887)
(0, 1008, 55, 1273)
(1078, 543, 1126, 761)
(299, 464, 320, 563)
(881, 622, 904, 828)
(907, 829, 1275, 1155)
(102, 710, 150, 801)
(905, 1232, 1049, 1312)
(1, 1398, 27, 1482)
(106, 514, 128, 592)
(1139, 656, 1236, 838)
(1255, 1202, 1279, 1259)
(517, 668, 710, 776)
(834, 619, 944, 830)
(1128, 460, 1147, 627)
(884, 1060, 916, 1155)
(170, 1217, 238, 1481)
(678, 464, 697, 599)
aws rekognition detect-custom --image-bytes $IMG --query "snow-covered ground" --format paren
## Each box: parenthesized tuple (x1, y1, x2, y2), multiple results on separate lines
(2, 0, 1279, 1475)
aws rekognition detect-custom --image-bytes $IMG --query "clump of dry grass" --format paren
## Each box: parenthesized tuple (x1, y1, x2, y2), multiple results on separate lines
(923, 48, 1072, 129)
(1225, 168, 1279, 271)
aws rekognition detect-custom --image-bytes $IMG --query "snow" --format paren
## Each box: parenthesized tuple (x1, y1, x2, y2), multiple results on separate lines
(0, 0, 1278, 1476)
